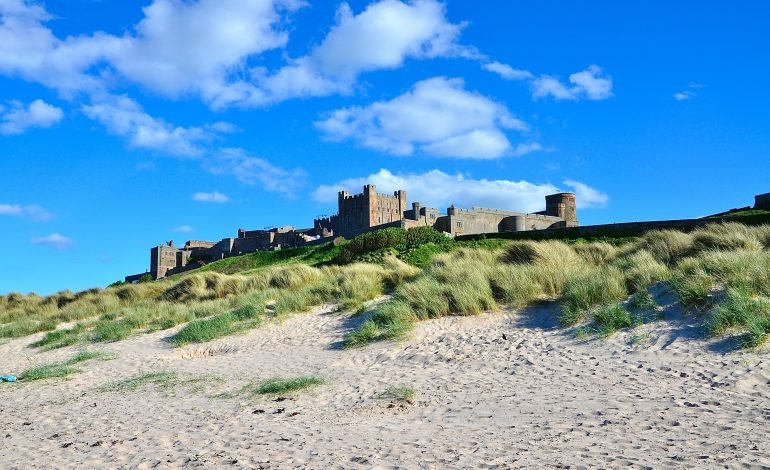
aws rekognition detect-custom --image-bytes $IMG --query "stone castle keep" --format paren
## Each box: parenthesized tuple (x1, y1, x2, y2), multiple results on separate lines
(127, 185, 578, 281)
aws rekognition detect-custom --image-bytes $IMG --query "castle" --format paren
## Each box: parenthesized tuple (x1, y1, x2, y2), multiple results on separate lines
(126, 185, 578, 281)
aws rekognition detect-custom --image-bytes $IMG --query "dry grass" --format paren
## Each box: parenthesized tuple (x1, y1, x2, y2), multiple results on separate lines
(6, 222, 770, 352)
(347, 223, 770, 348)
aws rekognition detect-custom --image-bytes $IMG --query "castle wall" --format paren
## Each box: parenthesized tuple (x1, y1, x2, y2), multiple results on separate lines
(435, 207, 525, 236)
(755, 193, 770, 210)
(142, 186, 581, 279)
(150, 245, 178, 279)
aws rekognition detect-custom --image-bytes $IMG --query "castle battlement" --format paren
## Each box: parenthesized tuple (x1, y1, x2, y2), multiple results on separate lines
(131, 184, 579, 281)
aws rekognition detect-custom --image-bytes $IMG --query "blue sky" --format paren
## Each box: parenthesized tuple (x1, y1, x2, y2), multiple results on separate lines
(1, 0, 769, 295)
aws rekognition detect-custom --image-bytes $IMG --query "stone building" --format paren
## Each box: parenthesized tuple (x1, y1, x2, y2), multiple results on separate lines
(129, 184, 578, 281)
(756, 193, 770, 210)
(314, 184, 407, 238)
(314, 185, 578, 238)
(431, 193, 578, 237)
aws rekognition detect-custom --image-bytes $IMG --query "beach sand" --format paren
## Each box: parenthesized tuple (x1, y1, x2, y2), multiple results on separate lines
(1, 289, 769, 469)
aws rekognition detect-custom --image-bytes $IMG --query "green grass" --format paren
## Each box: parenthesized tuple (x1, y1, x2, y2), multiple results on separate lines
(187, 243, 342, 276)
(560, 267, 627, 326)
(102, 371, 178, 392)
(629, 331, 651, 345)
(20, 363, 79, 381)
(7, 222, 770, 355)
(740, 316, 770, 349)
(30, 323, 88, 350)
(592, 304, 634, 336)
(629, 290, 657, 311)
(377, 386, 416, 402)
(171, 302, 263, 347)
(19, 349, 116, 381)
(255, 376, 325, 395)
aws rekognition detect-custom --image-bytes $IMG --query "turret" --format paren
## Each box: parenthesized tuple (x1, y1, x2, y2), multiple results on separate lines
(545, 193, 578, 224)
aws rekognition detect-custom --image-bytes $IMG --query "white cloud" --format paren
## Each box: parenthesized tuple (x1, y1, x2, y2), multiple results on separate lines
(674, 82, 702, 101)
(315, 77, 534, 159)
(0, 0, 301, 102)
(82, 95, 212, 157)
(192, 191, 229, 203)
(173, 225, 194, 233)
(1, 0, 474, 109)
(241, 0, 475, 107)
(105, 0, 304, 105)
(80, 96, 305, 195)
(532, 65, 613, 101)
(568, 66, 613, 100)
(563, 179, 609, 208)
(202, 148, 307, 196)
(313, 169, 608, 212)
(482, 61, 533, 81)
(31, 232, 73, 250)
(0, 99, 63, 135)
(0, 0, 122, 94)
(0, 203, 52, 221)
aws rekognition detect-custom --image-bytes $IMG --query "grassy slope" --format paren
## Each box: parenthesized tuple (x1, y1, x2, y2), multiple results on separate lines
(4, 223, 770, 354)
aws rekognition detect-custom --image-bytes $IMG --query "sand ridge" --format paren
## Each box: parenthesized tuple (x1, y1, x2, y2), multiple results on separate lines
(1, 295, 769, 469)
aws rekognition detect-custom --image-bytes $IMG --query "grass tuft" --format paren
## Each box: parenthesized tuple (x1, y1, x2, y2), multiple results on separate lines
(378, 386, 416, 402)
(592, 304, 634, 336)
(255, 376, 325, 395)
(560, 267, 627, 326)
(102, 371, 178, 392)
(19, 349, 115, 381)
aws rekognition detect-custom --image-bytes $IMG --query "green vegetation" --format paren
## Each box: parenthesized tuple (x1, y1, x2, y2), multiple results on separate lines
(102, 371, 178, 392)
(171, 301, 263, 346)
(346, 222, 770, 350)
(19, 349, 115, 381)
(21, 258, 419, 349)
(4, 222, 770, 353)
(254, 376, 325, 395)
(378, 386, 416, 402)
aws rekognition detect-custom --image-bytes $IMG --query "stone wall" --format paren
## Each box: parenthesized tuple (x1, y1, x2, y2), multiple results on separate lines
(755, 193, 770, 210)
(432, 205, 569, 236)
(150, 244, 178, 279)
(140, 186, 579, 280)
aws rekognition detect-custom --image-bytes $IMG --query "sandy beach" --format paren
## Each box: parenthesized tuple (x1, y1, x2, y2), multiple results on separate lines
(1, 287, 769, 469)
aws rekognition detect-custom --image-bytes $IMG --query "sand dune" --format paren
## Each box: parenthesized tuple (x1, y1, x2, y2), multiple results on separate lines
(1, 292, 769, 469)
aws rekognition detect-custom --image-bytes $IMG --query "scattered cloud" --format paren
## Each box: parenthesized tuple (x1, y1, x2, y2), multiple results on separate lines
(316, 77, 535, 159)
(0, 203, 53, 221)
(0, 0, 301, 102)
(243, 0, 476, 107)
(674, 82, 702, 101)
(192, 191, 229, 203)
(105, 0, 304, 106)
(31, 232, 73, 250)
(202, 148, 307, 196)
(313, 168, 608, 212)
(482, 61, 533, 81)
(563, 179, 609, 208)
(82, 95, 213, 157)
(172, 225, 194, 233)
(0, 99, 63, 135)
(532, 65, 613, 101)
(0, 0, 476, 109)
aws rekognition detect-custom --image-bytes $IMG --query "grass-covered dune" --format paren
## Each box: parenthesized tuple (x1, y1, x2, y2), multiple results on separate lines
(3, 223, 770, 352)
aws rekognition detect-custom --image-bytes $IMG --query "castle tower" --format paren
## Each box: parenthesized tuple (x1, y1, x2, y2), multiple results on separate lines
(755, 193, 770, 210)
(395, 190, 407, 218)
(364, 184, 378, 227)
(545, 193, 578, 224)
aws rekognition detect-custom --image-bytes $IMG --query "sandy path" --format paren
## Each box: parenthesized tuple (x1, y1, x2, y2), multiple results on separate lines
(1, 292, 769, 469)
